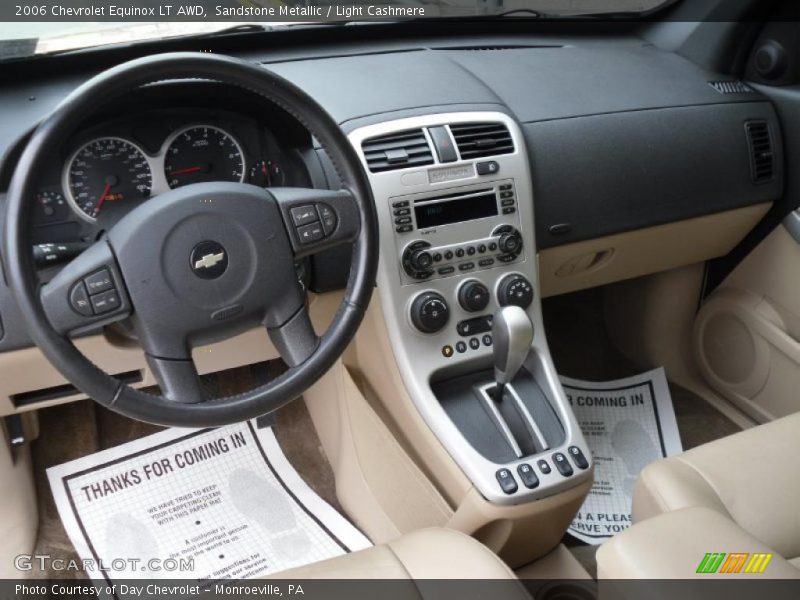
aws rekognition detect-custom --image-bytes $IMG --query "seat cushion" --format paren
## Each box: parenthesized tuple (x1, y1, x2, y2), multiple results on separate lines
(632, 411, 800, 560)
(269, 527, 525, 581)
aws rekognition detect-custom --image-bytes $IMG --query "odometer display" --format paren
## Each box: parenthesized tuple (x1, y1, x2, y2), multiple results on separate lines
(66, 137, 152, 221)
(164, 125, 245, 189)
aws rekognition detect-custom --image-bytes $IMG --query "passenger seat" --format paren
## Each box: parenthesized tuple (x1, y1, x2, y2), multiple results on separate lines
(598, 412, 800, 578)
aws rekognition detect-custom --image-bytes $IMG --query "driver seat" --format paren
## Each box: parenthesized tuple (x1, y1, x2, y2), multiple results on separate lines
(269, 527, 529, 586)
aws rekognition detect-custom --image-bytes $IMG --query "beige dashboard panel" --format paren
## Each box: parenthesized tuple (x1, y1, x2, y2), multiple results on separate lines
(538, 203, 772, 298)
(0, 292, 338, 417)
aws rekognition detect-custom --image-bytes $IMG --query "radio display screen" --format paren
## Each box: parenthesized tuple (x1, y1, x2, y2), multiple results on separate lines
(414, 192, 498, 229)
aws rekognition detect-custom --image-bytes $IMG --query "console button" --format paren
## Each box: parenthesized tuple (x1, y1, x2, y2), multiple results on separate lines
(433, 253, 443, 262)
(489, 243, 498, 252)
(458, 262, 475, 272)
(568, 446, 590, 470)
(478, 258, 495, 268)
(503, 207, 517, 215)
(537, 459, 552, 475)
(84, 269, 114, 295)
(297, 222, 324, 244)
(392, 200, 409, 208)
(91, 290, 121, 315)
(444, 251, 454, 260)
(456, 341, 467, 353)
(499, 184, 512, 191)
(458, 280, 490, 312)
(393, 208, 410, 216)
(396, 225, 413, 233)
(290, 205, 318, 227)
(500, 191, 514, 199)
(455, 248, 465, 258)
(441, 345, 454, 358)
(552, 452, 574, 477)
(456, 315, 492, 337)
(477, 161, 500, 176)
(69, 283, 93, 317)
(466, 246, 476, 256)
(437, 266, 455, 275)
(478, 244, 487, 253)
(469, 337, 480, 350)
(317, 203, 338, 235)
(495, 468, 518, 494)
(395, 216, 412, 225)
(482, 334, 493, 346)
(501, 198, 515, 207)
(517, 463, 540, 489)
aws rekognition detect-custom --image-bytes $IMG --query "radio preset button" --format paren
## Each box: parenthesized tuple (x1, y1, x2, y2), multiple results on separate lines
(489, 243, 498, 252)
(467, 247, 476, 256)
(478, 244, 487, 253)
(455, 249, 465, 258)
(444, 251, 454, 260)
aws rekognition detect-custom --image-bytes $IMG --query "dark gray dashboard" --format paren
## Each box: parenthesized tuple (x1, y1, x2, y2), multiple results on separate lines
(0, 32, 786, 352)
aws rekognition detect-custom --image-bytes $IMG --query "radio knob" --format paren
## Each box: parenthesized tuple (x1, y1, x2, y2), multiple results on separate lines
(458, 280, 491, 313)
(498, 230, 523, 256)
(411, 292, 450, 334)
(498, 274, 534, 309)
(402, 241, 435, 279)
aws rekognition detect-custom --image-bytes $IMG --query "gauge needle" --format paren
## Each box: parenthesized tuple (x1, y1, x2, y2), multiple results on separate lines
(170, 166, 203, 176)
(96, 183, 112, 213)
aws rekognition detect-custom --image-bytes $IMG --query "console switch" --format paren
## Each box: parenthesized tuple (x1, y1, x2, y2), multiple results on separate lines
(517, 463, 540, 489)
(552, 452, 574, 477)
(495, 468, 518, 495)
(568, 446, 590, 470)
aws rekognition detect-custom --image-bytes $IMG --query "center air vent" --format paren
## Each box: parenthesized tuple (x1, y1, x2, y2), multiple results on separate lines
(745, 121, 774, 184)
(362, 129, 434, 173)
(450, 122, 514, 160)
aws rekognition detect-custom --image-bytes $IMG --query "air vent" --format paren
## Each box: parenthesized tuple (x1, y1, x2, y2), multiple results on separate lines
(361, 129, 433, 173)
(450, 122, 514, 160)
(709, 80, 755, 94)
(745, 121, 774, 184)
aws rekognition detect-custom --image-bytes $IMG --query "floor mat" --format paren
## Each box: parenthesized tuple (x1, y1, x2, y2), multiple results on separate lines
(46, 420, 370, 584)
(561, 368, 682, 545)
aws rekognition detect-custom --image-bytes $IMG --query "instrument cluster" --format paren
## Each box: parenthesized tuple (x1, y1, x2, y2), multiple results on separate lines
(33, 113, 295, 232)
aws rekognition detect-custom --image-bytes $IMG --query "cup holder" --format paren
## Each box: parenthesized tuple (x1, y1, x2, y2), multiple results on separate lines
(533, 581, 598, 600)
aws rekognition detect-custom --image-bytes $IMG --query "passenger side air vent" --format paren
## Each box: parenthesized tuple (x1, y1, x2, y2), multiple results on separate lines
(362, 129, 434, 172)
(450, 122, 514, 160)
(745, 121, 775, 184)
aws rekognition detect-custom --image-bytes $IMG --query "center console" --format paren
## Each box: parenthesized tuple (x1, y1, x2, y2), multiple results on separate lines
(348, 112, 592, 505)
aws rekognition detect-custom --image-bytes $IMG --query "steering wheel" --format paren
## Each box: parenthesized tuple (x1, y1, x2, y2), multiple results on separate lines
(2, 53, 378, 427)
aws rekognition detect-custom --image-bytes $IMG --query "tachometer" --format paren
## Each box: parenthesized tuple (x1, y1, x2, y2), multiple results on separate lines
(65, 137, 152, 221)
(164, 125, 245, 189)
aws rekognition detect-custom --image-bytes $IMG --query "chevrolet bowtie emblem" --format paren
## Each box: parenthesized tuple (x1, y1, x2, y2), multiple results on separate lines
(194, 252, 225, 270)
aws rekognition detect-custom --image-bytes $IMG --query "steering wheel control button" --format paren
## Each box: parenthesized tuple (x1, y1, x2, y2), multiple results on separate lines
(69, 283, 93, 317)
(458, 280, 490, 312)
(189, 241, 229, 280)
(290, 205, 318, 227)
(477, 160, 500, 176)
(297, 222, 325, 245)
(410, 292, 449, 334)
(537, 459, 552, 475)
(569, 446, 590, 470)
(498, 274, 534, 309)
(441, 345, 454, 358)
(496, 468, 518, 494)
(517, 463, 540, 489)
(317, 203, 338, 235)
(83, 269, 114, 295)
(90, 290, 121, 315)
(552, 452, 574, 477)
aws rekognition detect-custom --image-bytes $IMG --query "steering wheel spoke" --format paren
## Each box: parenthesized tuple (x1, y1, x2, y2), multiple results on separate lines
(39, 240, 133, 336)
(270, 188, 360, 259)
(145, 352, 205, 404)
(267, 303, 320, 368)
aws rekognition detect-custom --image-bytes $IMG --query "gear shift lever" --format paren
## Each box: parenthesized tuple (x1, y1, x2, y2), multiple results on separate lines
(492, 306, 534, 401)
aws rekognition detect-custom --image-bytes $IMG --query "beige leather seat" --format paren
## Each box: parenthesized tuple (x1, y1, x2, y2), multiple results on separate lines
(598, 412, 800, 578)
(272, 527, 529, 586)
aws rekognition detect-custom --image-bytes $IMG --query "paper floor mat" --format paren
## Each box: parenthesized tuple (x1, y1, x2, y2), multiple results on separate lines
(561, 367, 682, 545)
(47, 421, 371, 585)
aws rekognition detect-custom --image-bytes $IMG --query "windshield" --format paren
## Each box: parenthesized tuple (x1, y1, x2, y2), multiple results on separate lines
(0, 1, 672, 59)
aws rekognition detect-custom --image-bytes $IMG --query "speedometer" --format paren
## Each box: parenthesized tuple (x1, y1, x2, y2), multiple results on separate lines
(164, 125, 245, 189)
(65, 137, 152, 222)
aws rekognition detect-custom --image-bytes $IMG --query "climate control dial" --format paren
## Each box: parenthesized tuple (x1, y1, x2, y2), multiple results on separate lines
(497, 274, 534, 309)
(458, 280, 491, 313)
(410, 292, 450, 334)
